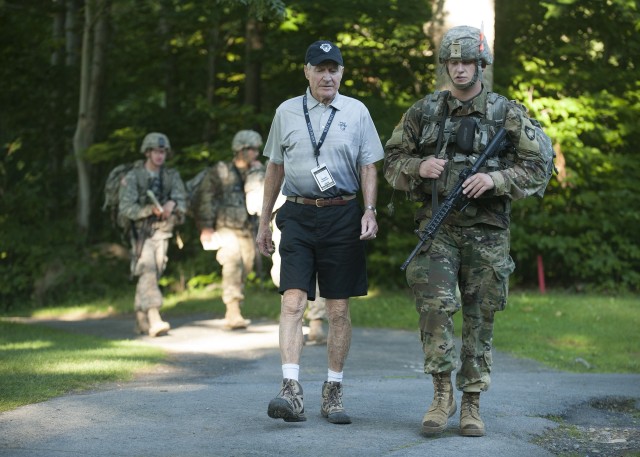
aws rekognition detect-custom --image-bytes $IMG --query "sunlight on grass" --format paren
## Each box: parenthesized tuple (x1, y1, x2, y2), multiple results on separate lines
(549, 334, 593, 350)
(0, 321, 165, 413)
(0, 340, 54, 350)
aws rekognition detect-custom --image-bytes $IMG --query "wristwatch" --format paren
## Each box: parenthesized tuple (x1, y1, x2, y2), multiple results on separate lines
(365, 205, 377, 216)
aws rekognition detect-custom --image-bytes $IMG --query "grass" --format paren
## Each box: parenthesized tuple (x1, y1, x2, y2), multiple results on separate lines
(0, 320, 164, 413)
(495, 292, 640, 373)
(20, 284, 640, 374)
(1, 284, 638, 413)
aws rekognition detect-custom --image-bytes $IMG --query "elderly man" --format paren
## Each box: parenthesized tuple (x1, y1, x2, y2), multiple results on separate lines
(256, 40, 384, 424)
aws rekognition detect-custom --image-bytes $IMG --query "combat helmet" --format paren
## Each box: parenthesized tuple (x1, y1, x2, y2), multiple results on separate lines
(438, 25, 493, 66)
(232, 130, 263, 152)
(140, 132, 171, 154)
(438, 25, 492, 90)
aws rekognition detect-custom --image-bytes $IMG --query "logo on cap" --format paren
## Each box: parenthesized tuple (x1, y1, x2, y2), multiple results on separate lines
(320, 43, 332, 53)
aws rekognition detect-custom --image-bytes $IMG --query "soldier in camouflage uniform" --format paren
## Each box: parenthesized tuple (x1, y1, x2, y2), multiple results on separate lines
(383, 26, 548, 437)
(196, 130, 265, 330)
(119, 132, 187, 337)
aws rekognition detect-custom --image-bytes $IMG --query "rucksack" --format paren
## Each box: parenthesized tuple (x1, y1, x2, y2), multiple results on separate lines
(486, 95, 556, 198)
(184, 167, 211, 217)
(102, 162, 136, 229)
(527, 118, 556, 198)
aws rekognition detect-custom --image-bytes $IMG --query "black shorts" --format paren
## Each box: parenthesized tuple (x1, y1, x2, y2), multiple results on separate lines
(275, 199, 369, 300)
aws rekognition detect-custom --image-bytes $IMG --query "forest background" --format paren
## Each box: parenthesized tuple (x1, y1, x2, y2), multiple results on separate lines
(1, 0, 639, 310)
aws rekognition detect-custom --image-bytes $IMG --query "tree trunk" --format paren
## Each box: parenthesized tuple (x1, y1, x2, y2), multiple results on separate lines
(427, 0, 495, 91)
(65, 0, 79, 67)
(203, 22, 220, 144)
(243, 17, 263, 116)
(72, 0, 109, 234)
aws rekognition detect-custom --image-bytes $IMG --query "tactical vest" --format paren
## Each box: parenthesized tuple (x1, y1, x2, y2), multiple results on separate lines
(212, 162, 250, 231)
(126, 163, 181, 233)
(413, 90, 513, 222)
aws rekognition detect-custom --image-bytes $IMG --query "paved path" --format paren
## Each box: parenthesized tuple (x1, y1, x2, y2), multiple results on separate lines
(1, 315, 639, 456)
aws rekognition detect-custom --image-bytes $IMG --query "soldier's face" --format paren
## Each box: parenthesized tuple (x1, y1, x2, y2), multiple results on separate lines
(148, 148, 167, 168)
(446, 59, 476, 86)
(304, 61, 343, 105)
(236, 146, 260, 168)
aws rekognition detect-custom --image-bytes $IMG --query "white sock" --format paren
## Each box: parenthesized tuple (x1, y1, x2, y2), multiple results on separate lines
(282, 364, 299, 381)
(327, 369, 343, 383)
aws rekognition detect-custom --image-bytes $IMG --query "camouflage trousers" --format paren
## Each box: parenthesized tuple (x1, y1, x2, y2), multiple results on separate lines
(406, 223, 515, 392)
(215, 228, 255, 309)
(132, 231, 170, 311)
(270, 219, 326, 321)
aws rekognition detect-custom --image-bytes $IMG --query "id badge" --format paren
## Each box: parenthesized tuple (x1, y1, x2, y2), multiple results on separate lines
(311, 163, 336, 192)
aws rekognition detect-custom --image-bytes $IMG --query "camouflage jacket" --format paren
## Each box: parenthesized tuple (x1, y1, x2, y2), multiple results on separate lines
(196, 161, 265, 232)
(118, 161, 187, 236)
(383, 86, 548, 229)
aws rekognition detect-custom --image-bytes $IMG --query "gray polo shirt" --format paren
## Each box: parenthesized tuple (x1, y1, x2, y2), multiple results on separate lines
(263, 88, 384, 198)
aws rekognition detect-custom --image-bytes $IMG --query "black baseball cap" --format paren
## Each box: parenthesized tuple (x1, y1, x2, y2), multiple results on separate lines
(305, 40, 343, 66)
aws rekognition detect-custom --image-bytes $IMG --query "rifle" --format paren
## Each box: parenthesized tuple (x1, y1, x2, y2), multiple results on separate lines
(146, 189, 165, 213)
(400, 127, 509, 271)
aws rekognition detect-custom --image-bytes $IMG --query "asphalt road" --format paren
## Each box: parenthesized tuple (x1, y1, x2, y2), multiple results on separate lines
(1, 315, 639, 457)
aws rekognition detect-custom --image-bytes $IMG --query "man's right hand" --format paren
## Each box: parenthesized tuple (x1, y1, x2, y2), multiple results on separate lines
(419, 156, 448, 179)
(256, 224, 274, 257)
(200, 228, 221, 251)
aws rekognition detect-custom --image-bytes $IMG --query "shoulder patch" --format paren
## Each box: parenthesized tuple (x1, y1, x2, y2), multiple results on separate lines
(525, 126, 536, 141)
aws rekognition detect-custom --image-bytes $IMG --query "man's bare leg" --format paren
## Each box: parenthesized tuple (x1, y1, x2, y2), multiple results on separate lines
(280, 288, 307, 364)
(321, 298, 353, 424)
(326, 298, 352, 371)
(267, 288, 309, 423)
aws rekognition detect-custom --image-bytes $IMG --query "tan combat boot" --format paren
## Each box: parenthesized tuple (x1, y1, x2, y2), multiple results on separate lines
(460, 392, 485, 437)
(306, 319, 326, 345)
(422, 372, 457, 435)
(147, 308, 170, 337)
(134, 310, 150, 335)
(224, 301, 249, 330)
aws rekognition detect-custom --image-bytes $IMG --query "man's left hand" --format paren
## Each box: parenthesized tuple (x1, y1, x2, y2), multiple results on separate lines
(462, 172, 495, 198)
(360, 211, 378, 240)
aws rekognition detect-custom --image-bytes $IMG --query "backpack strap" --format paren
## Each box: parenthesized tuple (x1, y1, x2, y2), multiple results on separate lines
(431, 91, 450, 212)
(482, 92, 507, 128)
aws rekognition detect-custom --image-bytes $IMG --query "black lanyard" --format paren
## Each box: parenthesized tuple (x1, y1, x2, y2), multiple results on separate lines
(303, 94, 336, 166)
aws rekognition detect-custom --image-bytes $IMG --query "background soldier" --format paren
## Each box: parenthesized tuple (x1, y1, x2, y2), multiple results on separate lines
(118, 132, 187, 337)
(196, 130, 264, 330)
(384, 26, 548, 437)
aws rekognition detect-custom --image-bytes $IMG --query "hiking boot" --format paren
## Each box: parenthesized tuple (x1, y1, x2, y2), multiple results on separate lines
(421, 372, 457, 435)
(225, 302, 249, 330)
(306, 319, 326, 346)
(267, 379, 306, 422)
(321, 381, 352, 424)
(460, 392, 485, 437)
(225, 315, 249, 330)
(134, 310, 149, 335)
(147, 308, 170, 337)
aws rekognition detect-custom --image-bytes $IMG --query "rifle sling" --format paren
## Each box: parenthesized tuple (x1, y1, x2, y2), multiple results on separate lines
(432, 91, 450, 213)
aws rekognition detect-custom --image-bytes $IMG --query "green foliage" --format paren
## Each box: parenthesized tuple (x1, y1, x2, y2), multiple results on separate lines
(2, 0, 639, 308)
(496, 0, 640, 291)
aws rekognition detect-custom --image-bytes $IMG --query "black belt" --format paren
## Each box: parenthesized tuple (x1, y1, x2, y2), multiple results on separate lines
(286, 195, 356, 207)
